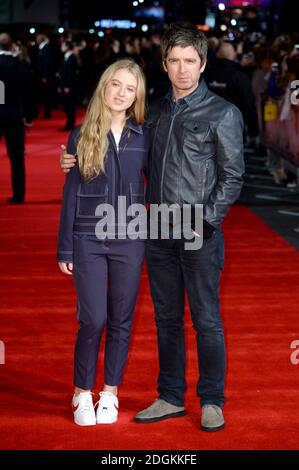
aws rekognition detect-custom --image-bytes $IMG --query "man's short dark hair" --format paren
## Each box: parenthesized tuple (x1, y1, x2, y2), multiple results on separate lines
(161, 22, 208, 65)
(0, 32, 13, 51)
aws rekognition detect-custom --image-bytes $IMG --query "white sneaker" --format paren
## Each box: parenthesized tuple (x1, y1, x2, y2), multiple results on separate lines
(72, 391, 96, 426)
(95, 391, 119, 424)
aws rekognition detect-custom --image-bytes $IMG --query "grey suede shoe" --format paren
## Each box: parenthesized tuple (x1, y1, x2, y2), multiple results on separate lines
(201, 405, 225, 432)
(134, 399, 186, 423)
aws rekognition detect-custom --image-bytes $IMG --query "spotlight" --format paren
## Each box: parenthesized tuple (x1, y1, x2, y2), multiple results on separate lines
(132, 1, 138, 6)
(220, 24, 227, 31)
(89, 29, 95, 34)
(58, 27, 64, 34)
(98, 31, 104, 38)
(141, 24, 149, 32)
(29, 27, 35, 34)
(95, 21, 100, 27)
(231, 19, 237, 26)
(218, 3, 225, 11)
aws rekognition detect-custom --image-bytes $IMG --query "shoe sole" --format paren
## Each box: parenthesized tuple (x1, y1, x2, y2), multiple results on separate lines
(96, 417, 118, 424)
(201, 423, 225, 432)
(74, 419, 96, 426)
(134, 410, 186, 423)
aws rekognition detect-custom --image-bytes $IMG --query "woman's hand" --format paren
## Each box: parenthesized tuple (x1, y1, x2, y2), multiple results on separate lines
(58, 262, 73, 275)
(60, 145, 76, 173)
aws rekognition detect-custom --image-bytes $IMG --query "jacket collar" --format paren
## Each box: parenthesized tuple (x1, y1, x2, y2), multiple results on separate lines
(165, 77, 209, 108)
(126, 117, 143, 135)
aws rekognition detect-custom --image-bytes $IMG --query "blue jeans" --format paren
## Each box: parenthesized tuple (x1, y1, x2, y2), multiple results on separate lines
(146, 228, 226, 408)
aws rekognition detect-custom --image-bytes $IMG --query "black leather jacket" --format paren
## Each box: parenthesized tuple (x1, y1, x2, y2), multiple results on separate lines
(146, 78, 245, 228)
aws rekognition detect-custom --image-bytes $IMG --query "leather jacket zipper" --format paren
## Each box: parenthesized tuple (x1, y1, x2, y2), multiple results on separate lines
(160, 112, 180, 203)
(148, 118, 160, 202)
(201, 161, 209, 201)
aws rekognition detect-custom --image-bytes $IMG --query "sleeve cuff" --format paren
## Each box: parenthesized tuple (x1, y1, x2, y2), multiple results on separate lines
(56, 252, 73, 263)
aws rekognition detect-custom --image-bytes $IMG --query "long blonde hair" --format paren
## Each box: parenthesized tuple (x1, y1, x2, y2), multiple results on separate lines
(76, 59, 146, 181)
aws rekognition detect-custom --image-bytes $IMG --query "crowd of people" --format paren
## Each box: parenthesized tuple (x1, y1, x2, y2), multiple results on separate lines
(1, 23, 299, 199)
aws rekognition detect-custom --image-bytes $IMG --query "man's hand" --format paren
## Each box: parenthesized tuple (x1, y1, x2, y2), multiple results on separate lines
(60, 144, 76, 173)
(58, 262, 73, 275)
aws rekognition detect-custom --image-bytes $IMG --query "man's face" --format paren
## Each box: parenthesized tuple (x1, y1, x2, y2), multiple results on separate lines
(163, 45, 206, 98)
(61, 42, 67, 53)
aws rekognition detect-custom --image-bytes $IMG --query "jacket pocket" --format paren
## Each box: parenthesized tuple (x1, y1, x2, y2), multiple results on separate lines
(182, 120, 212, 143)
(76, 184, 109, 218)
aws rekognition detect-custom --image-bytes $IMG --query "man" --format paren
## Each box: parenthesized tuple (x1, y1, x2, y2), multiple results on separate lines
(60, 22, 244, 431)
(36, 33, 53, 120)
(0, 33, 33, 203)
(58, 40, 78, 131)
(204, 41, 258, 140)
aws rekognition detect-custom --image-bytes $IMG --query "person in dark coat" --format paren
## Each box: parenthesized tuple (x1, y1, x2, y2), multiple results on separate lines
(204, 41, 258, 139)
(36, 33, 53, 119)
(0, 33, 34, 203)
(58, 41, 78, 131)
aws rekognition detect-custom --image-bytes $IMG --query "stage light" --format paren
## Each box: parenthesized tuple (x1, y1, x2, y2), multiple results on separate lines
(141, 24, 149, 32)
(131, 22, 137, 28)
(220, 24, 227, 31)
(139, 0, 145, 3)
(95, 21, 100, 27)
(29, 28, 35, 34)
(133, 1, 138, 6)
(89, 29, 95, 34)
(218, 3, 225, 11)
(231, 19, 237, 26)
(98, 31, 105, 37)
(58, 27, 64, 34)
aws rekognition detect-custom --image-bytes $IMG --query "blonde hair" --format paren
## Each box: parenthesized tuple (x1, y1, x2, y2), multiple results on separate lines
(77, 59, 146, 181)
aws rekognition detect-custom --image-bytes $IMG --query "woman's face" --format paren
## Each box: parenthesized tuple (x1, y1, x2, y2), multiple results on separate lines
(104, 69, 137, 114)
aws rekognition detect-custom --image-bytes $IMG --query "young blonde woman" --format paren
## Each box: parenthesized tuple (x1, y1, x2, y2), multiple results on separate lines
(57, 59, 150, 426)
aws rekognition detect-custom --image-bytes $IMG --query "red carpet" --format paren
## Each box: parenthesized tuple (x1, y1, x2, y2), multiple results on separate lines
(0, 111, 299, 450)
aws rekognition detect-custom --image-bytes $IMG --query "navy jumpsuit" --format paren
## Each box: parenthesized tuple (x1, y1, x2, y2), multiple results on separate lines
(57, 119, 150, 389)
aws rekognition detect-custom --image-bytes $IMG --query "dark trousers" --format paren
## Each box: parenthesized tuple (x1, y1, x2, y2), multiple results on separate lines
(146, 228, 226, 408)
(72, 235, 145, 390)
(38, 81, 52, 119)
(0, 124, 25, 201)
(62, 92, 76, 129)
